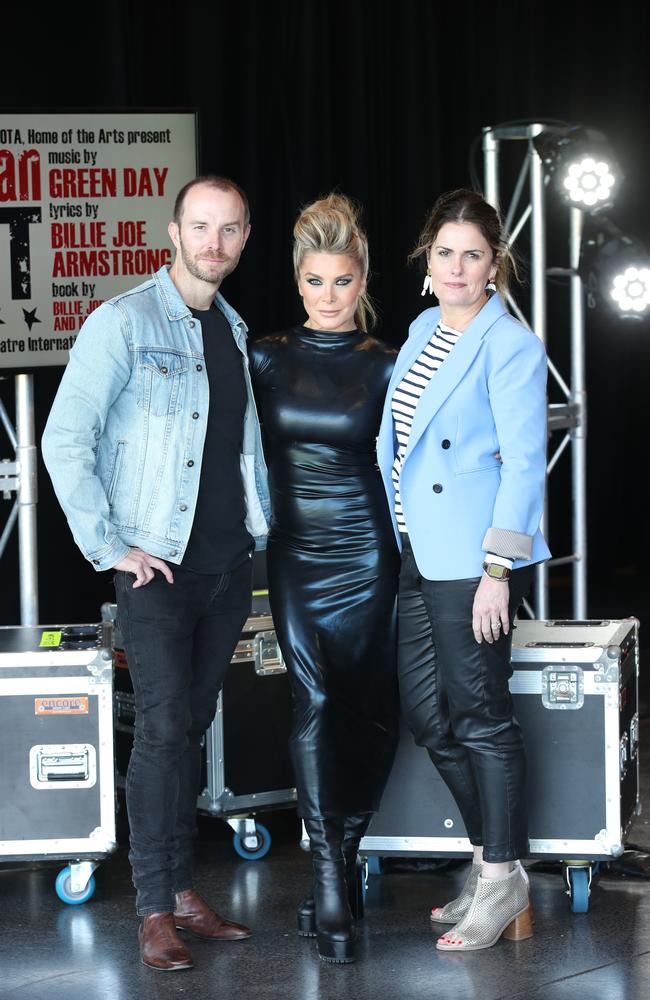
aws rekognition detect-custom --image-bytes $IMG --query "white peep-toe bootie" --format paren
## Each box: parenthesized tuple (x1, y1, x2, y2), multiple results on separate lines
(436, 865, 534, 952)
(431, 859, 530, 925)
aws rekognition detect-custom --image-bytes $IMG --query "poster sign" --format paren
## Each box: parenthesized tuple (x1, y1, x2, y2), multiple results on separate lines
(0, 111, 198, 367)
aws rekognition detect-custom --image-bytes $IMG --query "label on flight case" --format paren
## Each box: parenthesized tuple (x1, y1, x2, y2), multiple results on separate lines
(34, 697, 89, 715)
(39, 630, 63, 647)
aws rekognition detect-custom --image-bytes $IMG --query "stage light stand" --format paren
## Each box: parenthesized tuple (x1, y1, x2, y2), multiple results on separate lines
(483, 123, 588, 618)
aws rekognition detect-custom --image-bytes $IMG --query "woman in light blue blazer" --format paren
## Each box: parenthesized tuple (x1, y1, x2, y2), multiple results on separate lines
(377, 189, 550, 952)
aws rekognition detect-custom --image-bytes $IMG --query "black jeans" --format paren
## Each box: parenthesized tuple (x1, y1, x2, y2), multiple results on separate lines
(115, 559, 252, 915)
(398, 538, 534, 862)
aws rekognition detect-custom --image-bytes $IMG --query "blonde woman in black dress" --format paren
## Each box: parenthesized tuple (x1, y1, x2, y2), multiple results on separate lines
(249, 194, 399, 964)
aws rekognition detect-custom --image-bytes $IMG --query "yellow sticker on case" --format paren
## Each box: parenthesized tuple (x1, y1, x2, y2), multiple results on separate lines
(39, 631, 63, 647)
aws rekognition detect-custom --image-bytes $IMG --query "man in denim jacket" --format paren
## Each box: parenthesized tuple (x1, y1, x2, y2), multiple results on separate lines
(42, 176, 269, 972)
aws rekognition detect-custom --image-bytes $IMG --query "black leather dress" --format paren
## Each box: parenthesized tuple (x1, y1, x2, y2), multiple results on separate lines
(249, 326, 400, 819)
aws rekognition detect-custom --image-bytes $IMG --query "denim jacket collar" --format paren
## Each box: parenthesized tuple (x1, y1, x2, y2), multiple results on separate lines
(152, 265, 249, 342)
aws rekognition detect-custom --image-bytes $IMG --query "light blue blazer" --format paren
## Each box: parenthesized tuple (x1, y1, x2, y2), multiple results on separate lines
(377, 293, 551, 580)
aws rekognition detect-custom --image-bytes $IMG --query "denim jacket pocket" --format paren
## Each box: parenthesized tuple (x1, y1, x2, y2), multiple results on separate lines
(136, 350, 189, 416)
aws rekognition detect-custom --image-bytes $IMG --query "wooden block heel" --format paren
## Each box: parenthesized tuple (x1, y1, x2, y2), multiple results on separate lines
(502, 902, 534, 941)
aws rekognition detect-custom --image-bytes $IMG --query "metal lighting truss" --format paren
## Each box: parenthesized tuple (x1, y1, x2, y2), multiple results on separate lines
(483, 123, 587, 618)
(0, 374, 39, 624)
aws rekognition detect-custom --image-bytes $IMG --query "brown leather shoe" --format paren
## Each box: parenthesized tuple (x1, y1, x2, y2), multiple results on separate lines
(174, 888, 252, 941)
(138, 912, 194, 971)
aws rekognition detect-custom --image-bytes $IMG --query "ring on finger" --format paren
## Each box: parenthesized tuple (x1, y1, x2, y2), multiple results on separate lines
(491, 620, 501, 629)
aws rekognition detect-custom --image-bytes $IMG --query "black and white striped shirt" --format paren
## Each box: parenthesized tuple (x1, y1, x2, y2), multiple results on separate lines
(391, 322, 460, 532)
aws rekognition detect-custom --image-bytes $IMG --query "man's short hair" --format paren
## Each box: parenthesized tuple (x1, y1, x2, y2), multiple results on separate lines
(173, 175, 250, 227)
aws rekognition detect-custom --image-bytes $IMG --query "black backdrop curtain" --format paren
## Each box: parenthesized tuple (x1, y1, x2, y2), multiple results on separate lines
(2, 0, 649, 625)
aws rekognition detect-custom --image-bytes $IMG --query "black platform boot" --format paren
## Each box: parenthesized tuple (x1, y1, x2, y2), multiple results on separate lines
(302, 817, 355, 963)
(342, 813, 371, 922)
(297, 814, 371, 939)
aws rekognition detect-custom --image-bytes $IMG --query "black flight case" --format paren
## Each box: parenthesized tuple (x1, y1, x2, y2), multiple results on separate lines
(105, 576, 297, 861)
(0, 621, 117, 904)
(360, 618, 640, 912)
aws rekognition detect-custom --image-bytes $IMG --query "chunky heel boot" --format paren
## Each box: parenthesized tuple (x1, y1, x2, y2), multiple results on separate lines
(342, 812, 371, 922)
(303, 817, 355, 964)
(432, 860, 533, 926)
(436, 865, 533, 952)
(346, 856, 365, 923)
(297, 813, 370, 937)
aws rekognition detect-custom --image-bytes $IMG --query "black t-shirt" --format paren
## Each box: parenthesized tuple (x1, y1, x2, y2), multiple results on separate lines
(181, 305, 253, 573)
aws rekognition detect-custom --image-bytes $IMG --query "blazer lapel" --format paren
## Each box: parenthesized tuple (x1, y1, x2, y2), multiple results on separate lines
(404, 294, 507, 460)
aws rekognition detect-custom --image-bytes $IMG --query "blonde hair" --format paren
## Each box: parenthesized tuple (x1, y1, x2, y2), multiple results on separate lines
(293, 193, 377, 331)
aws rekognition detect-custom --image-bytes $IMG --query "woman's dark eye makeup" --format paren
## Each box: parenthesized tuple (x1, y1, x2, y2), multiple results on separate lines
(305, 276, 354, 286)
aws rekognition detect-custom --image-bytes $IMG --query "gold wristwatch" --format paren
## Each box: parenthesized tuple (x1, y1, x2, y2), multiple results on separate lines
(482, 561, 511, 581)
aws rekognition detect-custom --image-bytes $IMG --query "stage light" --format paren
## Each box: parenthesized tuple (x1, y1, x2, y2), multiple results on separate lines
(609, 266, 650, 314)
(562, 156, 615, 209)
(582, 224, 650, 319)
(534, 127, 622, 214)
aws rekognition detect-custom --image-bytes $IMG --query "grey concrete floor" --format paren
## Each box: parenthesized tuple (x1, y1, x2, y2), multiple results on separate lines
(2, 588, 649, 1000)
(1, 721, 649, 1000)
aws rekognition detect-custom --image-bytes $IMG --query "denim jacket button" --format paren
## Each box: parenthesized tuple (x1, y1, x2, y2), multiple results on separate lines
(432, 483, 443, 493)
(196, 364, 203, 371)
(188, 320, 195, 328)
(187, 460, 194, 467)
(169, 549, 178, 557)
(179, 504, 188, 512)
(159, 366, 168, 374)
(192, 412, 199, 419)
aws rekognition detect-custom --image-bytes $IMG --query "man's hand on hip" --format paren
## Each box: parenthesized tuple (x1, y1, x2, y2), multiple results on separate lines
(113, 547, 174, 588)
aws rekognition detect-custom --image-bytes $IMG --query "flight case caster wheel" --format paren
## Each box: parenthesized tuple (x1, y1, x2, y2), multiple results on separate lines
(366, 856, 384, 876)
(564, 863, 592, 913)
(232, 822, 272, 860)
(55, 864, 96, 905)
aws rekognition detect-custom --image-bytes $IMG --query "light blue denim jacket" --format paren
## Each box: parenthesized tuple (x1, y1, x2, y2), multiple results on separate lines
(42, 265, 269, 572)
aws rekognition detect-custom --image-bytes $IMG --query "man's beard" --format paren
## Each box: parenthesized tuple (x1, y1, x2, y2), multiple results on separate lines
(179, 240, 239, 285)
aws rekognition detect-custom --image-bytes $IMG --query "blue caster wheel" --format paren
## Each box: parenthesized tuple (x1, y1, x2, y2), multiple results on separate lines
(55, 865, 96, 905)
(366, 856, 384, 876)
(232, 822, 271, 861)
(568, 867, 590, 913)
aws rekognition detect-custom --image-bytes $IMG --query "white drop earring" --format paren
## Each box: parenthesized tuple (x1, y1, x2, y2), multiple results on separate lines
(421, 268, 433, 296)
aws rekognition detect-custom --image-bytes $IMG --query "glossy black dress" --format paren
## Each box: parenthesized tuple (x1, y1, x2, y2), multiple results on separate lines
(249, 326, 400, 819)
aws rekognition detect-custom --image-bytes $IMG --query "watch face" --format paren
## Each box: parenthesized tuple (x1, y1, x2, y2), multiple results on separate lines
(485, 562, 509, 579)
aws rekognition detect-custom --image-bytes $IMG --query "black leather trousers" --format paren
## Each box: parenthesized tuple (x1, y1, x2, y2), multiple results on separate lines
(398, 538, 534, 862)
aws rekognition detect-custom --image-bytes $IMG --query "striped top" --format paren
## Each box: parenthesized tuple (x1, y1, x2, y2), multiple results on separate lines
(391, 321, 460, 532)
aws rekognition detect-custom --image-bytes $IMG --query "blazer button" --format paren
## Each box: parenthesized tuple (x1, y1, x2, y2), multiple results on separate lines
(441, 439, 451, 449)
(432, 483, 443, 493)
(192, 412, 199, 419)
(179, 504, 188, 512)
